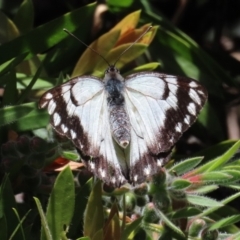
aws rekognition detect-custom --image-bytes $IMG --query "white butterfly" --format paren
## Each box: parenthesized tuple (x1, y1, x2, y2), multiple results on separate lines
(39, 27, 207, 187)
(39, 65, 207, 187)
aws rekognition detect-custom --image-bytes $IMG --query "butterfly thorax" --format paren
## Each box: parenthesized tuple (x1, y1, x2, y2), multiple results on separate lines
(104, 67, 131, 149)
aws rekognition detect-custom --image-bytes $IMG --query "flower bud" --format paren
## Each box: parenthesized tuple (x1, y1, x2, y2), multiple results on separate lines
(119, 192, 136, 213)
(142, 203, 159, 223)
(133, 183, 148, 196)
(188, 219, 207, 238)
(153, 191, 171, 212)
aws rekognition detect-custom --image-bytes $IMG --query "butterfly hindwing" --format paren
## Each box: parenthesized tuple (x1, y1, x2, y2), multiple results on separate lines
(124, 72, 207, 183)
(39, 76, 128, 186)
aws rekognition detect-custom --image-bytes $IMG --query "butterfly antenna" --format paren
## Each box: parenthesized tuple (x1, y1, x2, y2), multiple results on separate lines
(63, 28, 111, 66)
(113, 25, 152, 67)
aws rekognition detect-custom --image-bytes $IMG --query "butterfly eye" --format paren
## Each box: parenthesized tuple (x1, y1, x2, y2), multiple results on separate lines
(106, 66, 118, 74)
(111, 67, 120, 73)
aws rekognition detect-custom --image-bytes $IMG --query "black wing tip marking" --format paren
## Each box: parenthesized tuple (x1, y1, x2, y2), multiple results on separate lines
(38, 91, 52, 109)
(160, 76, 207, 151)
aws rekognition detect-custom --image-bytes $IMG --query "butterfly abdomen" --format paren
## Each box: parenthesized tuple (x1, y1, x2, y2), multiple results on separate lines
(105, 78, 130, 149)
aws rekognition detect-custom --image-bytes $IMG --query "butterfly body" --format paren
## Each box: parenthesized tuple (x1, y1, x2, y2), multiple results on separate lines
(104, 66, 131, 148)
(39, 66, 207, 187)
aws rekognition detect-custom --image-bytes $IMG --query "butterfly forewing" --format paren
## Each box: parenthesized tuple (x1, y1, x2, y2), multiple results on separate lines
(39, 76, 128, 186)
(39, 70, 207, 187)
(123, 72, 207, 183)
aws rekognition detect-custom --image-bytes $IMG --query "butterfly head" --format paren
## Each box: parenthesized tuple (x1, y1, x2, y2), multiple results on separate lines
(103, 65, 124, 82)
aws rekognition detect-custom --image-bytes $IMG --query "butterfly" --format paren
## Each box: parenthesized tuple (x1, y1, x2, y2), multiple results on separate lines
(39, 28, 208, 187)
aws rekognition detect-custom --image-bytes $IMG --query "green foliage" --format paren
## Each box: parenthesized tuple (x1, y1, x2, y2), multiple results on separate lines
(34, 166, 75, 240)
(0, 0, 240, 239)
(1, 141, 240, 239)
(84, 180, 104, 238)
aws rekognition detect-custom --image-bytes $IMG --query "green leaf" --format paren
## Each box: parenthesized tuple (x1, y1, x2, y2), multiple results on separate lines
(68, 179, 93, 238)
(0, 52, 28, 77)
(200, 171, 232, 183)
(141, 222, 163, 239)
(34, 197, 53, 240)
(209, 215, 240, 231)
(169, 157, 203, 175)
(155, 209, 185, 238)
(192, 140, 240, 174)
(16, 74, 54, 90)
(207, 140, 240, 170)
(12, 108, 49, 132)
(2, 69, 18, 105)
(171, 207, 201, 219)
(221, 170, 240, 183)
(124, 62, 160, 76)
(0, 11, 19, 43)
(200, 192, 240, 217)
(84, 180, 104, 238)
(223, 184, 240, 191)
(0, 102, 39, 127)
(42, 166, 75, 240)
(224, 161, 240, 171)
(0, 101, 49, 132)
(9, 208, 31, 240)
(171, 179, 191, 190)
(189, 185, 219, 194)
(187, 194, 223, 207)
(13, 0, 34, 34)
(121, 217, 142, 240)
(0, 3, 96, 65)
(61, 150, 80, 161)
(196, 140, 237, 162)
(17, 64, 43, 104)
(220, 192, 240, 206)
(107, 0, 134, 8)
